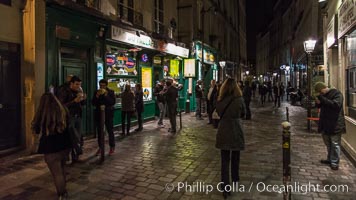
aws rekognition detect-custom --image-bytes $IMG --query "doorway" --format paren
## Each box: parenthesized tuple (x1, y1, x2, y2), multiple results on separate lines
(60, 45, 92, 135)
(0, 42, 21, 150)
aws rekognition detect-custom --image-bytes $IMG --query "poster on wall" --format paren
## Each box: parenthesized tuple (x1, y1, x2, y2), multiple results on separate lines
(141, 67, 152, 101)
(97, 63, 104, 89)
(170, 60, 180, 78)
(184, 59, 196, 77)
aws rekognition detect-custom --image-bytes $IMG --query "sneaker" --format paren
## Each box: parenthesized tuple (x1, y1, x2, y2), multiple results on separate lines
(95, 149, 101, 156)
(320, 159, 330, 165)
(109, 148, 115, 155)
(330, 165, 339, 170)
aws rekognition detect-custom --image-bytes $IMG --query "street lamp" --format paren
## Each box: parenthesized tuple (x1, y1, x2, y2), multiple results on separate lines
(219, 61, 226, 81)
(304, 39, 316, 131)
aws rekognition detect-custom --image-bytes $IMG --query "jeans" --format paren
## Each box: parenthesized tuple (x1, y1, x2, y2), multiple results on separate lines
(95, 110, 115, 148)
(274, 95, 280, 107)
(167, 103, 177, 132)
(322, 133, 341, 167)
(157, 102, 166, 125)
(137, 111, 143, 129)
(221, 150, 241, 188)
(69, 116, 82, 160)
(44, 149, 70, 196)
(195, 98, 202, 118)
(121, 111, 132, 134)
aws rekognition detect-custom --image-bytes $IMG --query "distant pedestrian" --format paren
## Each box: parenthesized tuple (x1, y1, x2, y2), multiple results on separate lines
(92, 79, 116, 156)
(259, 82, 267, 105)
(195, 80, 203, 120)
(134, 83, 144, 132)
(215, 78, 245, 198)
(162, 79, 178, 133)
(31, 93, 72, 199)
(121, 84, 135, 136)
(207, 80, 218, 124)
(154, 80, 166, 127)
(267, 81, 274, 102)
(286, 81, 292, 101)
(273, 82, 281, 107)
(243, 80, 252, 119)
(280, 82, 285, 101)
(251, 81, 257, 98)
(213, 82, 222, 129)
(314, 82, 346, 170)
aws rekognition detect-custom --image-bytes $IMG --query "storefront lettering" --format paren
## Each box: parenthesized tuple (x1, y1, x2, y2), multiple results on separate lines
(338, 0, 356, 38)
(111, 26, 154, 49)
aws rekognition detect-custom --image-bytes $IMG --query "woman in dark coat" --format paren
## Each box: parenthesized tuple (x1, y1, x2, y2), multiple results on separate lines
(134, 83, 144, 132)
(121, 84, 135, 135)
(31, 93, 72, 199)
(215, 78, 245, 199)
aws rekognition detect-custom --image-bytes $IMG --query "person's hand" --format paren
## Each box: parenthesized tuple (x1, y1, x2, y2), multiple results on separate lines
(315, 98, 321, 105)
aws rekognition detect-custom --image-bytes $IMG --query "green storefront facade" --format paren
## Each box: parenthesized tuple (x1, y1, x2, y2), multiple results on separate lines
(182, 41, 218, 112)
(45, 3, 190, 136)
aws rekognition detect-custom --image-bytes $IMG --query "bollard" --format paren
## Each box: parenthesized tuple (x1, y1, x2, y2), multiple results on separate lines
(281, 121, 291, 200)
(99, 105, 105, 162)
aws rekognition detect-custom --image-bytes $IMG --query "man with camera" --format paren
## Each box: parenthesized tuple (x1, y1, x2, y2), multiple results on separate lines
(92, 79, 116, 155)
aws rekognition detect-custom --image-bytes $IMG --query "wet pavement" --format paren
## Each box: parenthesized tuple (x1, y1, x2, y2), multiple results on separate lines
(0, 97, 355, 200)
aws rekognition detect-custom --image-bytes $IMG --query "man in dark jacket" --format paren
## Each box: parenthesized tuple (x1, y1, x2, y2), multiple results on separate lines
(207, 80, 218, 124)
(163, 79, 178, 133)
(195, 80, 203, 120)
(243, 80, 252, 119)
(56, 76, 86, 162)
(315, 82, 346, 170)
(92, 79, 116, 155)
(154, 80, 166, 127)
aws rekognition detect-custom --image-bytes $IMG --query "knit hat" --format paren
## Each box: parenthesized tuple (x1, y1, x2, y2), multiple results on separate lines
(314, 82, 327, 93)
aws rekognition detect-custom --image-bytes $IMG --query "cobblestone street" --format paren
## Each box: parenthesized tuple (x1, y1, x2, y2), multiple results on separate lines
(0, 99, 355, 200)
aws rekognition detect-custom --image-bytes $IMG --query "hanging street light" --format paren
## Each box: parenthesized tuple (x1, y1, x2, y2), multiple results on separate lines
(304, 39, 316, 131)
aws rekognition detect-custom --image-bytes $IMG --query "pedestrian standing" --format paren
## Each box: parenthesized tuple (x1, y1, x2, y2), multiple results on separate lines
(134, 83, 144, 132)
(120, 84, 135, 136)
(207, 80, 218, 124)
(251, 81, 257, 98)
(243, 80, 252, 119)
(154, 80, 166, 127)
(267, 81, 274, 102)
(280, 82, 285, 101)
(92, 79, 116, 156)
(162, 79, 178, 133)
(56, 76, 86, 163)
(273, 82, 281, 107)
(314, 82, 346, 170)
(259, 82, 267, 106)
(195, 80, 203, 120)
(215, 78, 245, 199)
(31, 93, 72, 199)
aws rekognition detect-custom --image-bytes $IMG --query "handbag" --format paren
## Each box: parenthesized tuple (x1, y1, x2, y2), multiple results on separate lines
(212, 109, 220, 119)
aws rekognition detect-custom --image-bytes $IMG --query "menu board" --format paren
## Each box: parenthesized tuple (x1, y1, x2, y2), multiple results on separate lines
(184, 59, 196, 77)
(141, 67, 152, 101)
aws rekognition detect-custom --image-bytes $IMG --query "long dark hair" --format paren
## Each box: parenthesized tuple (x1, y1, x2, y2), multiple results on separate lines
(31, 93, 68, 135)
(218, 78, 243, 101)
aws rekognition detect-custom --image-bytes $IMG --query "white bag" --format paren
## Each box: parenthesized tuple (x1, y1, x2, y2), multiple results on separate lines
(212, 109, 220, 119)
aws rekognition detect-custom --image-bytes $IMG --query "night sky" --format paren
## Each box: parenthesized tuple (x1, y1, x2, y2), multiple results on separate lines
(246, 0, 276, 62)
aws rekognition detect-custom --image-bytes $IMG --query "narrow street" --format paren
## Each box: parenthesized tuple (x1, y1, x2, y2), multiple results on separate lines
(0, 99, 355, 200)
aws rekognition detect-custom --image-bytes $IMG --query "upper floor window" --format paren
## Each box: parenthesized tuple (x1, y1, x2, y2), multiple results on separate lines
(154, 0, 164, 34)
(0, 0, 11, 6)
(119, 0, 134, 23)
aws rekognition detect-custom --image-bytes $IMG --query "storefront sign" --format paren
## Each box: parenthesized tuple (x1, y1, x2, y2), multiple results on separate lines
(141, 67, 152, 101)
(327, 15, 337, 48)
(153, 56, 162, 65)
(184, 59, 196, 77)
(170, 60, 180, 78)
(164, 43, 189, 58)
(141, 54, 149, 62)
(338, 0, 356, 38)
(111, 26, 154, 49)
(97, 63, 104, 89)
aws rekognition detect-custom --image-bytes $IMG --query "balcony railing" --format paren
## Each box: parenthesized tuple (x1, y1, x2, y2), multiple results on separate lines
(118, 5, 143, 27)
